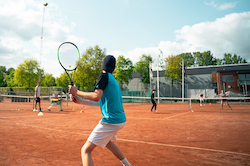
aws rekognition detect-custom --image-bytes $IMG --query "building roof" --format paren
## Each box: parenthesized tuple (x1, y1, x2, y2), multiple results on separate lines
(132, 63, 250, 78)
(186, 63, 250, 75)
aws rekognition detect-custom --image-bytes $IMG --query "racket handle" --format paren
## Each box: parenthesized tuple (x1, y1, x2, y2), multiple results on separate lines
(71, 81, 74, 86)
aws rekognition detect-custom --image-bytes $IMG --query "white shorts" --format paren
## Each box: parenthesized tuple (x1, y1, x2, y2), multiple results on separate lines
(200, 98, 204, 101)
(87, 120, 125, 148)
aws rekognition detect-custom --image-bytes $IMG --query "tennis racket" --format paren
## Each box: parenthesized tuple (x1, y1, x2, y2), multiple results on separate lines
(57, 42, 80, 86)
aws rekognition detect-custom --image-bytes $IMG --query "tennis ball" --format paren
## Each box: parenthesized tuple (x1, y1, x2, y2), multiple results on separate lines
(69, 65, 71, 67)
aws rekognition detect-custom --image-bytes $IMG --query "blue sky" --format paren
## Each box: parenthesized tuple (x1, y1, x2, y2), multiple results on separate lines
(0, 0, 250, 77)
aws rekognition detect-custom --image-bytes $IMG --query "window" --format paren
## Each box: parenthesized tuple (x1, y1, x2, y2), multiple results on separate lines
(238, 74, 245, 81)
(246, 74, 250, 80)
(222, 75, 234, 82)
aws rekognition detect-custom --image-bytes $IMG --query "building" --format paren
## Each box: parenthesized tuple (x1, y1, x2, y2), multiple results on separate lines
(123, 63, 250, 98)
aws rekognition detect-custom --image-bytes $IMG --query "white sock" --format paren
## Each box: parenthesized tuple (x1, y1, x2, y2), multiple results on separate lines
(120, 158, 132, 166)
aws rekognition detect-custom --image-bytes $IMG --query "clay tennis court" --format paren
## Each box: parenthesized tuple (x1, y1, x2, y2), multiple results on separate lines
(0, 100, 250, 166)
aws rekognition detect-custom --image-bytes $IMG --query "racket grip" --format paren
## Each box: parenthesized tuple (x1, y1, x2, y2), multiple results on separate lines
(71, 81, 74, 86)
(72, 96, 76, 102)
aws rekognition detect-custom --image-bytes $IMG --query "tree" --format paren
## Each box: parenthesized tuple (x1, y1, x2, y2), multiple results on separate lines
(222, 53, 247, 64)
(177, 52, 194, 67)
(0, 66, 6, 74)
(114, 55, 134, 89)
(0, 71, 5, 87)
(193, 51, 217, 66)
(14, 59, 44, 87)
(134, 54, 152, 90)
(74, 45, 106, 89)
(6, 67, 15, 75)
(55, 72, 72, 88)
(42, 73, 55, 87)
(4, 70, 16, 87)
(164, 55, 182, 97)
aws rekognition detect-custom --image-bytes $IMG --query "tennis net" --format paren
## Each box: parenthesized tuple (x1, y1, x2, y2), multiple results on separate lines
(121, 96, 250, 111)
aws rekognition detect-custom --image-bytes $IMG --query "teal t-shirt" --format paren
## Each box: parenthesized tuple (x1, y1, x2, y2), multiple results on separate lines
(95, 72, 126, 124)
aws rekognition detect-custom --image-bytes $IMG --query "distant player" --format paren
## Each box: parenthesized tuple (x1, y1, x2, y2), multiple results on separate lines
(150, 89, 158, 112)
(48, 92, 63, 111)
(199, 92, 205, 106)
(33, 82, 44, 112)
(220, 90, 232, 110)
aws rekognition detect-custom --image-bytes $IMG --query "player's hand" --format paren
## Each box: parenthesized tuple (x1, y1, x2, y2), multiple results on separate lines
(70, 94, 77, 103)
(68, 85, 78, 95)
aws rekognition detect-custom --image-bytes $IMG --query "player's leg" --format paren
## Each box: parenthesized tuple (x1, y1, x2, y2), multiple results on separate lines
(225, 100, 232, 110)
(106, 141, 132, 166)
(81, 141, 96, 166)
(106, 141, 125, 160)
(154, 101, 157, 112)
(151, 100, 154, 111)
(221, 99, 223, 109)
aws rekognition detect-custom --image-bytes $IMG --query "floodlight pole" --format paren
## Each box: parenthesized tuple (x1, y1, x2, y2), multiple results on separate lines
(39, 3, 48, 82)
(182, 58, 184, 103)
(157, 51, 160, 104)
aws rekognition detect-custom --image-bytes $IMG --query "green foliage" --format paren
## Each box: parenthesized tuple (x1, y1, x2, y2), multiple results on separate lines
(222, 53, 247, 64)
(0, 66, 6, 73)
(42, 73, 55, 87)
(0, 71, 5, 87)
(75, 45, 106, 89)
(4, 70, 16, 87)
(177, 53, 194, 67)
(134, 54, 152, 89)
(114, 55, 134, 87)
(55, 72, 72, 88)
(14, 59, 44, 87)
(193, 51, 217, 66)
(164, 55, 182, 82)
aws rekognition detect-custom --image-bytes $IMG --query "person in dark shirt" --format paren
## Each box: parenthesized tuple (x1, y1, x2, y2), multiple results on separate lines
(220, 90, 232, 110)
(199, 92, 205, 106)
(150, 89, 157, 112)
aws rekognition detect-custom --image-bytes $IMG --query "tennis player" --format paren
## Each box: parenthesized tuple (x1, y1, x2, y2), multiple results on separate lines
(48, 92, 63, 111)
(220, 90, 232, 110)
(69, 55, 132, 166)
(150, 89, 157, 112)
(199, 92, 205, 106)
(33, 82, 43, 112)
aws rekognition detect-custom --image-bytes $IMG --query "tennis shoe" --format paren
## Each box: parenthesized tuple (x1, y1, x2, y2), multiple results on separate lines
(155, 110, 158, 112)
(40, 109, 44, 112)
(33, 109, 39, 112)
(48, 108, 51, 111)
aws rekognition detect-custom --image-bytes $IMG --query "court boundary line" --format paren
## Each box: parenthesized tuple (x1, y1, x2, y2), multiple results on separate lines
(1, 112, 250, 158)
(3, 119, 249, 158)
(118, 138, 250, 157)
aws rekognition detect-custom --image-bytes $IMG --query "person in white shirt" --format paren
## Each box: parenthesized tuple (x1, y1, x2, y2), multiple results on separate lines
(33, 82, 44, 112)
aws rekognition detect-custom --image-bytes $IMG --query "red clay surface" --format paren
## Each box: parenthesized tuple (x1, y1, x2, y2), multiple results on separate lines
(0, 100, 250, 166)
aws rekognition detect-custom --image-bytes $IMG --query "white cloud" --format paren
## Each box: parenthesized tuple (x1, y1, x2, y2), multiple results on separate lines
(0, 0, 86, 77)
(109, 12, 250, 67)
(175, 12, 250, 60)
(205, 1, 217, 8)
(205, 1, 237, 10)
(218, 2, 236, 10)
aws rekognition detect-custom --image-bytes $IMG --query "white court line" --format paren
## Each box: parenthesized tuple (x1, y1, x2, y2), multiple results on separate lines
(2, 114, 250, 157)
(127, 111, 192, 120)
(118, 138, 250, 157)
(163, 111, 191, 120)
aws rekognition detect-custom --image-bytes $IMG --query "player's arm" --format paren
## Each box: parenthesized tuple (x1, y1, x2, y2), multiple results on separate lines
(70, 94, 100, 106)
(71, 88, 103, 102)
